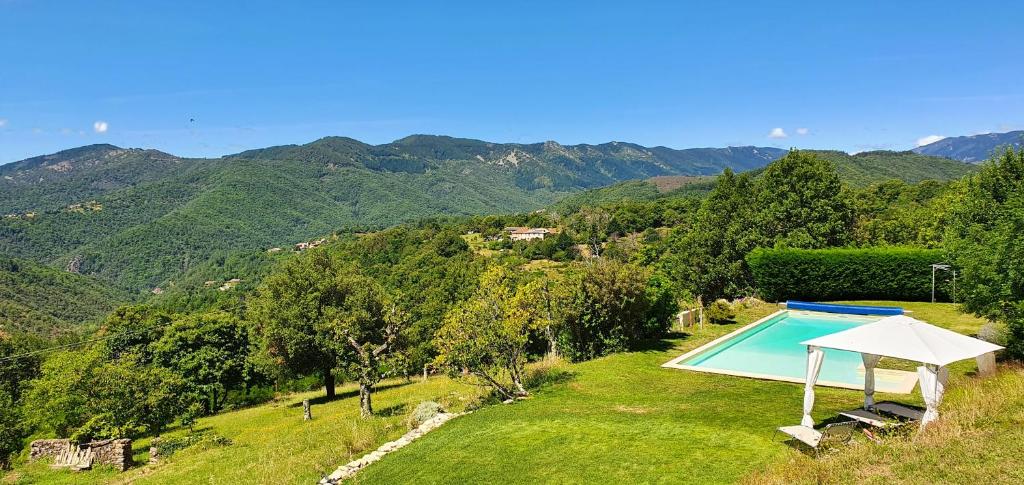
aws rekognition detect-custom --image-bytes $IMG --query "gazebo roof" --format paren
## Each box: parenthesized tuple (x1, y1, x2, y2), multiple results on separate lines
(801, 315, 1003, 367)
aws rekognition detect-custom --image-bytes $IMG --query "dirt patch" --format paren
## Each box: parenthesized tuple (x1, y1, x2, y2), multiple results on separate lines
(614, 405, 653, 414)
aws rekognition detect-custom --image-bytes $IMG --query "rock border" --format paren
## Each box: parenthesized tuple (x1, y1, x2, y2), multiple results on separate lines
(319, 411, 468, 484)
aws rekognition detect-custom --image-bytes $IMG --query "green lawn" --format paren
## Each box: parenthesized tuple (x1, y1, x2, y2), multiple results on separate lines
(4, 378, 485, 484)
(355, 301, 988, 484)
(4, 301, 992, 484)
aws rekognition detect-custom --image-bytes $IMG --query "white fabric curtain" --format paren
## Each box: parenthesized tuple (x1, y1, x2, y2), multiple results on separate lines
(917, 364, 949, 427)
(802, 346, 825, 427)
(862, 353, 882, 409)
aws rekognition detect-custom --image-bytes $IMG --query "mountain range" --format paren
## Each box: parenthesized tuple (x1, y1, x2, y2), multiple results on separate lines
(0, 135, 974, 298)
(914, 130, 1024, 163)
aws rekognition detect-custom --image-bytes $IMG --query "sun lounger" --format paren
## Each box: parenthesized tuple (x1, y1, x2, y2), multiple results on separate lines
(838, 408, 893, 428)
(775, 421, 857, 455)
(874, 401, 925, 421)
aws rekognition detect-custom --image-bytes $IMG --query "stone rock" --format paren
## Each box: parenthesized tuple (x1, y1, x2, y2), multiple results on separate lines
(320, 409, 471, 481)
(30, 438, 133, 472)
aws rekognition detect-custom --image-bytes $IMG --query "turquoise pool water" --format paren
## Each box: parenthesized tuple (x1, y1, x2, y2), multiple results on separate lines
(682, 311, 880, 386)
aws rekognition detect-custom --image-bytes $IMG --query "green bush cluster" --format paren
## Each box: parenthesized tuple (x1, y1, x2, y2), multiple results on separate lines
(746, 247, 948, 302)
(153, 431, 232, 459)
(706, 299, 736, 323)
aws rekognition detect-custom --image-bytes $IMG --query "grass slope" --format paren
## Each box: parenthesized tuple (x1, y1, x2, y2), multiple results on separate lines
(6, 378, 485, 484)
(359, 302, 986, 484)
(3, 302, 992, 484)
(747, 366, 1024, 484)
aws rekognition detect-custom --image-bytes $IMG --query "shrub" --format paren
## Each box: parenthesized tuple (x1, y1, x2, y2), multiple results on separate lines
(746, 247, 947, 302)
(706, 299, 736, 323)
(406, 401, 443, 429)
(153, 431, 232, 459)
(557, 260, 674, 362)
(978, 321, 1007, 345)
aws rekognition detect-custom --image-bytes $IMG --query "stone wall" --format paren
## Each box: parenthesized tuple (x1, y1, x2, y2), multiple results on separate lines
(29, 438, 134, 472)
(89, 439, 133, 471)
(29, 439, 70, 461)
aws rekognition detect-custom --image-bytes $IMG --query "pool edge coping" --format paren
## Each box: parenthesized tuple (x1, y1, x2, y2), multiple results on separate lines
(661, 309, 919, 394)
(662, 309, 788, 369)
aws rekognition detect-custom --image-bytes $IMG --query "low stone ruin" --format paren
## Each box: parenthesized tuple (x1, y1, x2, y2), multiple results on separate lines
(30, 438, 133, 472)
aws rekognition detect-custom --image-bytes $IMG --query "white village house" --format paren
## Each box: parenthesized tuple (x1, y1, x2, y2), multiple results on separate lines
(506, 227, 559, 242)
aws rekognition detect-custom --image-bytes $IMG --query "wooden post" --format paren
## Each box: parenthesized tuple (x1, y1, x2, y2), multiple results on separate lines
(303, 399, 312, 421)
(423, 364, 429, 382)
(697, 296, 705, 330)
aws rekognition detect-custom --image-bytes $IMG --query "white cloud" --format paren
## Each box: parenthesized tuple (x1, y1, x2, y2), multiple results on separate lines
(915, 134, 945, 147)
(93, 120, 109, 133)
(796, 127, 809, 135)
(768, 127, 788, 139)
(0, 119, 7, 128)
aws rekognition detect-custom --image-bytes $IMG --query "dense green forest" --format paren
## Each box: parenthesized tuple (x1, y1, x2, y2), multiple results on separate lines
(0, 136, 790, 292)
(0, 137, 969, 295)
(0, 257, 128, 337)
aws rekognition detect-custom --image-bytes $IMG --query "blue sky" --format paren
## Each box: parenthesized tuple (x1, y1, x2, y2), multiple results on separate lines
(1, 1, 1021, 163)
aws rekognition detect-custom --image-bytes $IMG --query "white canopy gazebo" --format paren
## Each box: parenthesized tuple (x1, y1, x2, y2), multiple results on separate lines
(798, 315, 1003, 428)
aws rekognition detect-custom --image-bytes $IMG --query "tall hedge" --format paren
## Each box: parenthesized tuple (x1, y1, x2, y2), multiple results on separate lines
(746, 247, 949, 302)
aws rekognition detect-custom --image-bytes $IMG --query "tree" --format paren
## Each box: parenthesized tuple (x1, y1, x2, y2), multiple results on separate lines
(946, 147, 1024, 358)
(0, 331, 45, 401)
(659, 169, 755, 300)
(0, 390, 25, 470)
(318, 274, 406, 417)
(535, 275, 568, 360)
(24, 348, 98, 437)
(434, 266, 543, 399)
(570, 207, 612, 257)
(101, 305, 173, 363)
(751, 150, 853, 248)
(152, 311, 251, 412)
(24, 348, 189, 440)
(557, 259, 665, 361)
(249, 249, 348, 398)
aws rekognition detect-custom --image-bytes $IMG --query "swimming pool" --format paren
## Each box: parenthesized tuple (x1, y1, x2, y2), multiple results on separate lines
(662, 310, 919, 393)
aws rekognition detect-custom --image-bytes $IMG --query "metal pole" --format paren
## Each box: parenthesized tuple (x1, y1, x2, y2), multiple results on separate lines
(931, 266, 936, 303)
(952, 271, 956, 303)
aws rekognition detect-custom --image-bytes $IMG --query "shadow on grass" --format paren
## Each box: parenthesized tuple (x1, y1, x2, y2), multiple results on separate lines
(373, 402, 409, 418)
(288, 381, 414, 407)
(630, 337, 679, 353)
(775, 416, 872, 457)
(525, 365, 578, 391)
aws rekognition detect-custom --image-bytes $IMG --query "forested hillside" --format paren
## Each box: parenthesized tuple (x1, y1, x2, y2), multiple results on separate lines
(0, 138, 974, 295)
(0, 257, 128, 337)
(551, 150, 974, 211)
(0, 137, 787, 292)
(801, 150, 977, 186)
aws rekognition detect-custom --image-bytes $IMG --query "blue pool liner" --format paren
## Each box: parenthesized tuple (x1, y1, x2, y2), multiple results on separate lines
(785, 301, 903, 315)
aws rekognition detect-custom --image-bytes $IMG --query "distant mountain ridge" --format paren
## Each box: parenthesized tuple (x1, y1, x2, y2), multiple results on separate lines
(913, 130, 1024, 163)
(227, 135, 789, 190)
(0, 135, 790, 291)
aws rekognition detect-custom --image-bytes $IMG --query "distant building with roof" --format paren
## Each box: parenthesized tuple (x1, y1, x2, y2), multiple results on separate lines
(508, 227, 558, 241)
